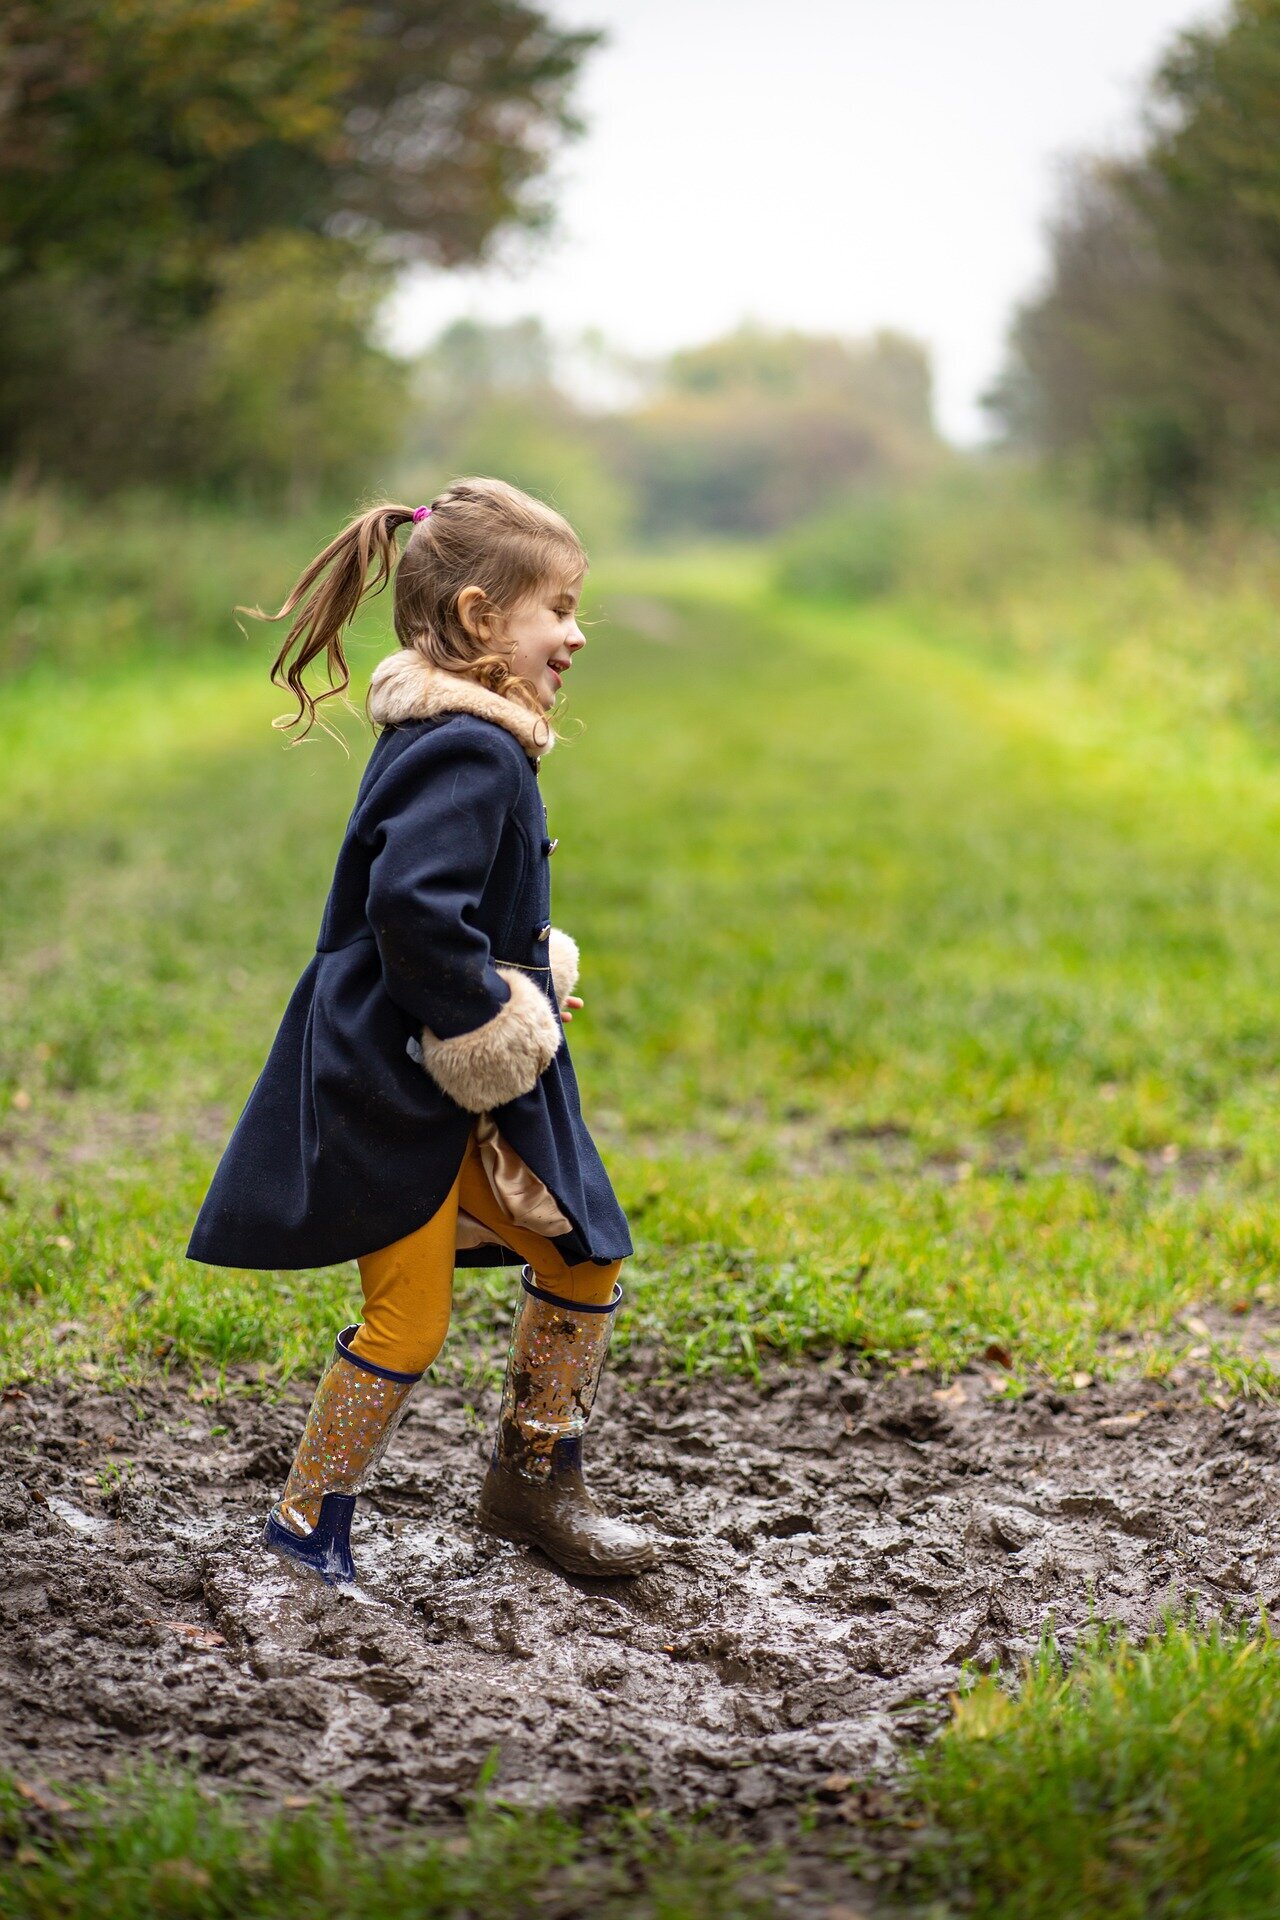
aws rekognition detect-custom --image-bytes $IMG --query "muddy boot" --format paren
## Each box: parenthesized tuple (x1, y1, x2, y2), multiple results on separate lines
(478, 1268, 657, 1578)
(262, 1327, 422, 1584)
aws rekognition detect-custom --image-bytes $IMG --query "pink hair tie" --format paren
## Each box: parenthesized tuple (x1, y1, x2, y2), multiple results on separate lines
(412, 505, 432, 522)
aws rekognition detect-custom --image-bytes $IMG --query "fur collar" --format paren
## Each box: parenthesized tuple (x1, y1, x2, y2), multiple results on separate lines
(367, 649, 553, 761)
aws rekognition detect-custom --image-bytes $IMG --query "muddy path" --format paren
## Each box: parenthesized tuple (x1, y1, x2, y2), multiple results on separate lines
(1, 1360, 1277, 1840)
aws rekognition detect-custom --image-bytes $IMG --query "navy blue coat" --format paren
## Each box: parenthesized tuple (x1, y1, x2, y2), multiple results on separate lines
(187, 653, 631, 1272)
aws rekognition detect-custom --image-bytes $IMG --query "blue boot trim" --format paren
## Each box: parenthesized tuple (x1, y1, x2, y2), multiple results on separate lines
(333, 1324, 423, 1383)
(262, 1491, 357, 1585)
(518, 1265, 622, 1314)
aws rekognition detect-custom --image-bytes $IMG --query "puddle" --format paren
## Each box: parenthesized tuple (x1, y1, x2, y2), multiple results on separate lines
(2, 1363, 1278, 1838)
(45, 1495, 110, 1538)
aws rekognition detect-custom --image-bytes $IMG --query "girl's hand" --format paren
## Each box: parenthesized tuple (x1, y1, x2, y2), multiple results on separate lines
(562, 995, 584, 1023)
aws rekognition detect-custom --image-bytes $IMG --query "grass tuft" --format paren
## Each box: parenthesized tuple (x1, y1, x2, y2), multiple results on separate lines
(908, 1615, 1280, 1917)
(0, 1766, 777, 1920)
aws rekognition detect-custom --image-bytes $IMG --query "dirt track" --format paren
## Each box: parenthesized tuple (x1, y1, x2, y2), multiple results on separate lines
(1, 1359, 1276, 1839)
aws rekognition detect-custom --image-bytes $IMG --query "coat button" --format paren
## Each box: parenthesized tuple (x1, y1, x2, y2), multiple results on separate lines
(535, 922, 551, 942)
(543, 837, 559, 856)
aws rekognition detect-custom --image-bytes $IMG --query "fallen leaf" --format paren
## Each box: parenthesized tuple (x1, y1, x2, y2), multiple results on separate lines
(11, 1088, 31, 1112)
(152, 1621, 226, 1649)
(1097, 1411, 1149, 1436)
(815, 1772, 854, 1801)
(282, 1795, 312, 1810)
(982, 1342, 1013, 1369)
(1070, 1371, 1093, 1390)
(3, 1386, 29, 1402)
(150, 1861, 211, 1893)
(16, 1780, 72, 1814)
(1182, 1313, 1211, 1338)
(933, 1382, 967, 1407)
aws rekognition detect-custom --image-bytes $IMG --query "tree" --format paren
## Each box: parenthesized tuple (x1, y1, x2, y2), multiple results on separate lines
(0, 0, 601, 314)
(200, 233, 407, 508)
(991, 0, 1280, 510)
(0, 0, 600, 493)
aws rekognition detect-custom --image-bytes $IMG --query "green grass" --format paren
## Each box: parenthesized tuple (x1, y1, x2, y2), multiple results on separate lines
(5, 497, 1280, 1387)
(906, 1617, 1280, 1918)
(0, 1768, 775, 1919)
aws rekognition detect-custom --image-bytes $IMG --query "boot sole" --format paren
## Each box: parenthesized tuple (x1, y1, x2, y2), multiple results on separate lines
(477, 1502, 657, 1578)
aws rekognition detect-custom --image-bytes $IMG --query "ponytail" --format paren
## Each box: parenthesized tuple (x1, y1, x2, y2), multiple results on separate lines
(249, 504, 415, 739)
(245, 479, 588, 742)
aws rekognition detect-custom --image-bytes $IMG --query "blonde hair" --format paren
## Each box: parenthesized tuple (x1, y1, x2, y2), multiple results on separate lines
(254, 477, 587, 738)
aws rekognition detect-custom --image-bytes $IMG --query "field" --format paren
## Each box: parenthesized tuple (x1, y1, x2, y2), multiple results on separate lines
(5, 492, 1280, 1913)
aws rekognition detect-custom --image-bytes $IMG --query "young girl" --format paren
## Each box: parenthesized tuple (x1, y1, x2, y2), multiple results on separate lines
(188, 478, 654, 1584)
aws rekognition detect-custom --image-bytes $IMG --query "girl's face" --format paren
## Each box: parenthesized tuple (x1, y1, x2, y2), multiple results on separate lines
(504, 572, 586, 709)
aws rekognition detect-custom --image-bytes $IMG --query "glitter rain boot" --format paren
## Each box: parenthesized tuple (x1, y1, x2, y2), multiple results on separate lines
(262, 1327, 422, 1584)
(477, 1269, 657, 1577)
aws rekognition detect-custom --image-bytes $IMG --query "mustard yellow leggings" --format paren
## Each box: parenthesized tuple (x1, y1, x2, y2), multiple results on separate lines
(350, 1132, 622, 1374)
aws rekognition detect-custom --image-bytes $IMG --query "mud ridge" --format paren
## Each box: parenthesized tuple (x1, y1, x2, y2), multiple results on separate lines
(2, 1361, 1278, 1838)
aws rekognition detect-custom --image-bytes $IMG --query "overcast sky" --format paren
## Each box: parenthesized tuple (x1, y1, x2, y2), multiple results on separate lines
(386, 0, 1221, 442)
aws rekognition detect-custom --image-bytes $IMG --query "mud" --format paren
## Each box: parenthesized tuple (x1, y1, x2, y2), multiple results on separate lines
(1, 1361, 1277, 1836)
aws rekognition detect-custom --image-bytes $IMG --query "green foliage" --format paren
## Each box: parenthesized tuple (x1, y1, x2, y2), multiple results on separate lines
(0, 489, 337, 678)
(774, 490, 910, 600)
(0, 0, 599, 302)
(774, 471, 1098, 605)
(405, 319, 635, 550)
(993, 0, 1280, 509)
(1090, 403, 1212, 522)
(615, 325, 942, 536)
(780, 473, 1280, 756)
(0, 1769, 775, 1919)
(910, 1617, 1280, 1917)
(442, 396, 633, 553)
(199, 235, 407, 509)
(0, 0, 600, 495)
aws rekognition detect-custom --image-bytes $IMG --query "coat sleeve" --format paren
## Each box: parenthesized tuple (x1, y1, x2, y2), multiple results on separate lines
(361, 723, 561, 1113)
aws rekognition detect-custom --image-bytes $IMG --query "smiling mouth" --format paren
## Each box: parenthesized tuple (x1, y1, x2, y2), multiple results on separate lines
(548, 658, 571, 680)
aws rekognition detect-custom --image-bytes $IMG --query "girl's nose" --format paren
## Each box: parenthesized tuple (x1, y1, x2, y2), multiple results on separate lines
(566, 626, 585, 652)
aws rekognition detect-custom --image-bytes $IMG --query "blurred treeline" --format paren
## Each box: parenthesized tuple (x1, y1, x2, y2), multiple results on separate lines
(0, 0, 596, 504)
(990, 0, 1280, 520)
(403, 317, 939, 547)
(0, 0, 940, 539)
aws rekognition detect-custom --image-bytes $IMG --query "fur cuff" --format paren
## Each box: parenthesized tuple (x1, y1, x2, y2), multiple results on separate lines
(548, 927, 580, 1011)
(418, 967, 561, 1113)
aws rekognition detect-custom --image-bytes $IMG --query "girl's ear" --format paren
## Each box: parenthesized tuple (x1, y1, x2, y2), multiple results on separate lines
(457, 584, 497, 643)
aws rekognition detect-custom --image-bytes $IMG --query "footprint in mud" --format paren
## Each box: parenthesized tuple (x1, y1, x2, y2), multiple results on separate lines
(2, 1367, 1280, 1830)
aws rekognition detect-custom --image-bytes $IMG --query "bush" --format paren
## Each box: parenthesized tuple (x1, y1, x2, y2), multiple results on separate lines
(774, 470, 1098, 605)
(772, 491, 908, 600)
